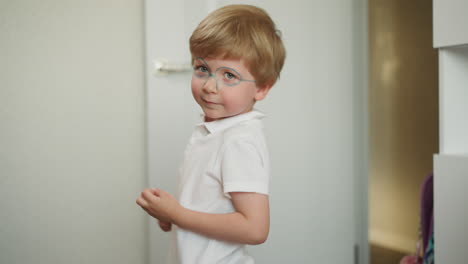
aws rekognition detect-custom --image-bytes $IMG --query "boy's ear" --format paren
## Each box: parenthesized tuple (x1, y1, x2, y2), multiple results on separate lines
(254, 81, 274, 101)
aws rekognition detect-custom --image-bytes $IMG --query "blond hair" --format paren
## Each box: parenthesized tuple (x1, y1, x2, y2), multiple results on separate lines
(189, 5, 286, 88)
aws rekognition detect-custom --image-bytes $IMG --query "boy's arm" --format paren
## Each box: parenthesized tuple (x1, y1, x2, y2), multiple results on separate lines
(136, 189, 269, 245)
(174, 192, 269, 245)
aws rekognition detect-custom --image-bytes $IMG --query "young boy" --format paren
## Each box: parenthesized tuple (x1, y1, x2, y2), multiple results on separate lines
(136, 4, 285, 263)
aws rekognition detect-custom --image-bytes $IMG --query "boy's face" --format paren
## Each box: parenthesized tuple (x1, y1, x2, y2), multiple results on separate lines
(191, 57, 271, 122)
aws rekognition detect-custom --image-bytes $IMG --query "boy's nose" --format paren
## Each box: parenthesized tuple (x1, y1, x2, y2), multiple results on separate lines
(202, 76, 218, 93)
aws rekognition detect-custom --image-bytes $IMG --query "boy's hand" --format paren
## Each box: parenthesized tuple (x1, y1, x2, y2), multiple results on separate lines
(158, 220, 172, 232)
(136, 188, 181, 223)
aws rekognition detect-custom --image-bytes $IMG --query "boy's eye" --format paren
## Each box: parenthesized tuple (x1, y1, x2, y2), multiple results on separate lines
(193, 65, 210, 78)
(194, 65, 208, 72)
(223, 72, 237, 80)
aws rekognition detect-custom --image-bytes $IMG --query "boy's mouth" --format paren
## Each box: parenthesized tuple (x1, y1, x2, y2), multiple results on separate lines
(202, 98, 220, 105)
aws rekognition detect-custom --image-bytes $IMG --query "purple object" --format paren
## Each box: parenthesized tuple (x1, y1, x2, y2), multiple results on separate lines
(420, 173, 433, 252)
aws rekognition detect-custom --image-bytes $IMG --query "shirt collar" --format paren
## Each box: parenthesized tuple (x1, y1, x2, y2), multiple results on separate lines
(197, 109, 265, 134)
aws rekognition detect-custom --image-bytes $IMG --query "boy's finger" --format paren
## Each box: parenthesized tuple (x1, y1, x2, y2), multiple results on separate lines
(136, 196, 148, 208)
(153, 188, 162, 197)
(160, 222, 172, 232)
(141, 189, 159, 202)
(160, 221, 170, 227)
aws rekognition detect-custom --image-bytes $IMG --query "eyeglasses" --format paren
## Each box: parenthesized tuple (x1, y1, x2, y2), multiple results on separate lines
(192, 57, 256, 91)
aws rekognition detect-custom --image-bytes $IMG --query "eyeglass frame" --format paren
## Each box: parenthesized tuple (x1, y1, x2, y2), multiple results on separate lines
(192, 57, 256, 91)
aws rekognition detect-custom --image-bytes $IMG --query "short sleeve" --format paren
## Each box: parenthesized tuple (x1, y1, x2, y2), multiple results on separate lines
(221, 139, 270, 198)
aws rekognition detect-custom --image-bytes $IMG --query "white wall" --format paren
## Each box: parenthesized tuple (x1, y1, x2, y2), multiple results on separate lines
(0, 1, 147, 263)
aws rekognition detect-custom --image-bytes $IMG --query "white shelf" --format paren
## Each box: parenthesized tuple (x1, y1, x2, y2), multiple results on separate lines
(434, 154, 468, 264)
(439, 46, 468, 154)
(434, 0, 468, 48)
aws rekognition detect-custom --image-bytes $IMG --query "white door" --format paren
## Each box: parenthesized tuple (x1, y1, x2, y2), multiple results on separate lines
(144, 0, 368, 263)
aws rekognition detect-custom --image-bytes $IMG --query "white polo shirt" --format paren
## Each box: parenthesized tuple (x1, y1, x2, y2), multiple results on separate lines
(169, 110, 270, 264)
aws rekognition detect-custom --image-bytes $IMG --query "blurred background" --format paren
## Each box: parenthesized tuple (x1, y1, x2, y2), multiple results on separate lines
(1, 0, 466, 263)
(368, 0, 438, 263)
